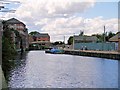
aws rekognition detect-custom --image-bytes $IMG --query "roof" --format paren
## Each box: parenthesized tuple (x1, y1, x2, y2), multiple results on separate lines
(33, 33, 50, 38)
(109, 34, 119, 42)
(5, 18, 25, 26)
(74, 35, 98, 42)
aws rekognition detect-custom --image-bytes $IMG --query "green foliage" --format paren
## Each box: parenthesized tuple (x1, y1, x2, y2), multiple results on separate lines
(92, 31, 116, 42)
(79, 31, 84, 36)
(92, 34, 103, 42)
(12, 28, 21, 38)
(29, 31, 40, 35)
(108, 31, 115, 39)
(67, 31, 116, 44)
(68, 36, 73, 45)
(2, 25, 17, 81)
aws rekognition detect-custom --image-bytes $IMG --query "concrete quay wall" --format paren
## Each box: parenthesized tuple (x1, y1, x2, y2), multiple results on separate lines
(64, 49, 120, 60)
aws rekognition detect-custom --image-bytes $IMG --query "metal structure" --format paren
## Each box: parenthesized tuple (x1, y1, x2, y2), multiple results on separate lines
(74, 42, 116, 51)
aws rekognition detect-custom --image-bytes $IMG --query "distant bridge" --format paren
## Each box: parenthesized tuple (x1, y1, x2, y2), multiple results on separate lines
(29, 41, 51, 50)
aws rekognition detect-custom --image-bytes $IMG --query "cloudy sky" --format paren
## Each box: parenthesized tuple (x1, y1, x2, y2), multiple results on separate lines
(0, 0, 119, 43)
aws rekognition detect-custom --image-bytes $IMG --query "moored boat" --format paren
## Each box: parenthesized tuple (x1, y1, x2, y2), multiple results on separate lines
(45, 48, 64, 54)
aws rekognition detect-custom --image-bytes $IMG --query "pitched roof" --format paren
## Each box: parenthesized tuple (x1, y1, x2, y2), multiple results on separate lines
(109, 34, 119, 42)
(33, 33, 50, 38)
(74, 35, 98, 42)
(5, 18, 25, 26)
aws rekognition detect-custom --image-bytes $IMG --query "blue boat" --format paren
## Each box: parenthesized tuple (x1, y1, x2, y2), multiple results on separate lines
(45, 48, 64, 54)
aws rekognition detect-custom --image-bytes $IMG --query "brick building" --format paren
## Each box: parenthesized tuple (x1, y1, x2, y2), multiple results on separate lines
(29, 33, 50, 49)
(34, 33, 50, 42)
(4, 18, 29, 51)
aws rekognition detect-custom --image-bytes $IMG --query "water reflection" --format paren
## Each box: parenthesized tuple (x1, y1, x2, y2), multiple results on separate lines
(118, 61, 120, 89)
(8, 52, 28, 88)
(8, 51, 118, 88)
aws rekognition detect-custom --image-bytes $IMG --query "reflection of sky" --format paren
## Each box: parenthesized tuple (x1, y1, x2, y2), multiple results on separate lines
(8, 51, 118, 88)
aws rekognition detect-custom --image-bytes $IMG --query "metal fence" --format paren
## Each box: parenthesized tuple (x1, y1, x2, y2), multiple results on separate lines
(74, 42, 117, 51)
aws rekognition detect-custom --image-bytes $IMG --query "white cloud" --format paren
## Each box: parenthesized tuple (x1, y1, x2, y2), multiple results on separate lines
(39, 17, 118, 42)
(14, 0, 95, 19)
(1, 0, 118, 43)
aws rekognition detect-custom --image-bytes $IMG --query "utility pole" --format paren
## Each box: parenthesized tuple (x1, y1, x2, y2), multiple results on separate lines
(73, 33, 75, 50)
(102, 25, 106, 51)
(64, 35, 65, 48)
(104, 25, 106, 43)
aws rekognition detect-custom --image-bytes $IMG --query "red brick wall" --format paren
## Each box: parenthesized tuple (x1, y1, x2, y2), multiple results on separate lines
(36, 37, 50, 41)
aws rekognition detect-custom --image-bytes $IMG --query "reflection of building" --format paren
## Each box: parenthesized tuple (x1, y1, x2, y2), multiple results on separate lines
(4, 18, 29, 51)
(29, 33, 50, 49)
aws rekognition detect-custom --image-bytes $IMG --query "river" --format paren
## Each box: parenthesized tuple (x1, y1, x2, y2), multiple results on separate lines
(8, 51, 119, 88)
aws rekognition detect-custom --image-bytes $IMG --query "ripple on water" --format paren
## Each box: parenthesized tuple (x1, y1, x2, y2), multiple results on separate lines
(8, 51, 118, 88)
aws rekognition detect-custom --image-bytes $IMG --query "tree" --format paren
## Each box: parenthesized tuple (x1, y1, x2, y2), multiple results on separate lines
(68, 36, 73, 45)
(92, 31, 116, 42)
(79, 31, 84, 36)
(29, 31, 40, 35)
(2, 23, 17, 81)
(108, 31, 115, 39)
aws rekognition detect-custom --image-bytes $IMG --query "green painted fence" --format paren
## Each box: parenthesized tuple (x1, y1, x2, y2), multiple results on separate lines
(74, 42, 117, 51)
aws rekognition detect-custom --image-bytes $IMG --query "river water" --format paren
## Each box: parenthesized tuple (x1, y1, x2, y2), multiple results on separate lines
(8, 51, 119, 88)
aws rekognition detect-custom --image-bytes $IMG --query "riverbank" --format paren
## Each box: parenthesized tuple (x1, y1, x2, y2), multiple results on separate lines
(63, 49, 120, 60)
